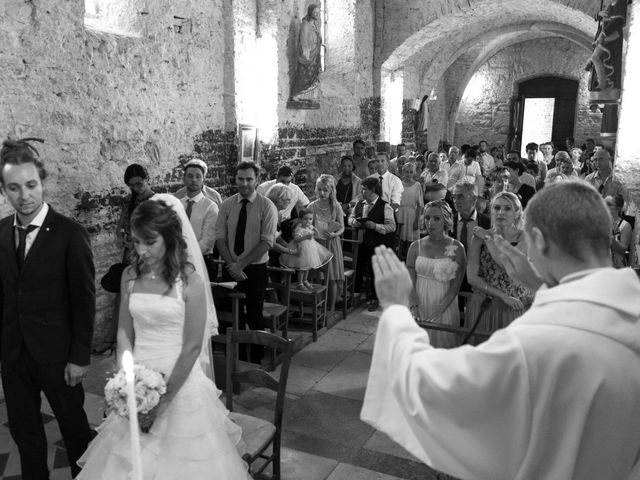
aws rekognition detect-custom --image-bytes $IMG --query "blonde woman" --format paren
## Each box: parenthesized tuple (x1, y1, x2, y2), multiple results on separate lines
(406, 200, 465, 348)
(466, 191, 533, 336)
(308, 174, 345, 310)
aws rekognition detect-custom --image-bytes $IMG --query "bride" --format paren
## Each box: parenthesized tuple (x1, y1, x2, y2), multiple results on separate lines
(77, 194, 251, 479)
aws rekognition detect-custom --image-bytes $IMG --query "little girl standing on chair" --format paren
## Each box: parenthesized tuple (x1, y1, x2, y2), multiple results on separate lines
(280, 208, 333, 289)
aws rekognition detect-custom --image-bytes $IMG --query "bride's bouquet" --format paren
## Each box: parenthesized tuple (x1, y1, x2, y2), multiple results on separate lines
(104, 364, 167, 417)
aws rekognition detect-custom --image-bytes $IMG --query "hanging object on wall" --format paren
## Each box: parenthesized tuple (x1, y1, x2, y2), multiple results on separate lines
(287, 3, 322, 110)
(601, 104, 619, 138)
(586, 0, 629, 105)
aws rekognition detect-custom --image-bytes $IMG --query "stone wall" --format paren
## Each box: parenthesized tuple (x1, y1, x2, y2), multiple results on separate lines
(453, 38, 601, 147)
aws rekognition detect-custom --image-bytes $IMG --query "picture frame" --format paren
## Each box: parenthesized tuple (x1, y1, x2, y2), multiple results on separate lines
(238, 124, 258, 163)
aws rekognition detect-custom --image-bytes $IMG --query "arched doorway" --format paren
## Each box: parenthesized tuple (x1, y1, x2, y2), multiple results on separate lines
(509, 76, 579, 154)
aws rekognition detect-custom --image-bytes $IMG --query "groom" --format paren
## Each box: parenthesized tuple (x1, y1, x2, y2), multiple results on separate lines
(0, 139, 95, 479)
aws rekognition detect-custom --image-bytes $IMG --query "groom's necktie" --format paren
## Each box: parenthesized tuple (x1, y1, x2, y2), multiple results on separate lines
(16, 224, 37, 269)
(234, 198, 249, 256)
(185, 199, 195, 220)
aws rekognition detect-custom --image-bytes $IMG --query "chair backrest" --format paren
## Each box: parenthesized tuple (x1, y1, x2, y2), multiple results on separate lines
(224, 327, 294, 428)
(266, 266, 294, 308)
(342, 227, 363, 270)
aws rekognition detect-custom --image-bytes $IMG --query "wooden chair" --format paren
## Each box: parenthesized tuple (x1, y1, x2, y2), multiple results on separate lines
(210, 283, 245, 390)
(289, 260, 331, 341)
(218, 327, 294, 480)
(341, 227, 363, 319)
(263, 265, 294, 370)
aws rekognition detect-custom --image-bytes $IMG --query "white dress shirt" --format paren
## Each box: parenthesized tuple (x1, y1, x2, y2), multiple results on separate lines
(368, 171, 404, 205)
(13, 202, 49, 258)
(180, 192, 219, 255)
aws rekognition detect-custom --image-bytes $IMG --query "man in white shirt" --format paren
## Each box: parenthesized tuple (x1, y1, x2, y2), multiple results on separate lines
(361, 181, 640, 480)
(545, 151, 579, 182)
(505, 150, 537, 190)
(477, 140, 495, 174)
(447, 148, 483, 192)
(174, 158, 223, 207)
(525, 142, 547, 182)
(420, 152, 448, 187)
(441, 146, 460, 178)
(176, 159, 218, 260)
(368, 152, 403, 210)
(256, 165, 309, 219)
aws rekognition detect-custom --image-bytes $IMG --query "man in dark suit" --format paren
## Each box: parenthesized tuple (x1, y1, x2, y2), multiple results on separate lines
(349, 177, 396, 311)
(450, 179, 491, 325)
(0, 139, 95, 479)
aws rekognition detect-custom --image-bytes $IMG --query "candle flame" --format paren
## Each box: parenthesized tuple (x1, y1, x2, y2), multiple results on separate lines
(122, 350, 134, 382)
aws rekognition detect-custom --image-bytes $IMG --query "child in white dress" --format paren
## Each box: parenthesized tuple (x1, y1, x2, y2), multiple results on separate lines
(280, 209, 332, 289)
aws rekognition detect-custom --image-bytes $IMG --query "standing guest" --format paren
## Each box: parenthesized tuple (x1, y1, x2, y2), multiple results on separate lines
(570, 146, 583, 169)
(349, 177, 396, 311)
(585, 149, 629, 203)
(490, 146, 504, 168)
(442, 146, 460, 184)
(486, 167, 510, 199)
(265, 183, 298, 275)
(420, 152, 448, 190)
(546, 151, 578, 182)
(117, 164, 156, 262)
(413, 154, 426, 181)
(525, 142, 547, 182)
(406, 200, 466, 348)
(335, 155, 362, 223)
(540, 142, 555, 167)
(389, 143, 407, 164)
(369, 152, 403, 210)
(504, 150, 536, 190)
(466, 192, 533, 336)
(362, 183, 640, 480)
(308, 175, 345, 311)
(397, 163, 424, 259)
(446, 148, 483, 192)
(0, 138, 95, 479)
(176, 158, 218, 279)
(96, 163, 155, 356)
(565, 136, 575, 151)
(215, 161, 278, 362)
(174, 159, 223, 208)
(352, 139, 369, 179)
(257, 165, 309, 219)
(367, 157, 379, 176)
(503, 160, 536, 208)
(389, 155, 407, 177)
(477, 140, 495, 174)
(580, 138, 596, 175)
(606, 194, 632, 268)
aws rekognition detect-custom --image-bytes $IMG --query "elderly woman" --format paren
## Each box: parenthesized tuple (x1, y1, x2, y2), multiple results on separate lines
(407, 200, 466, 348)
(606, 194, 632, 268)
(466, 192, 533, 339)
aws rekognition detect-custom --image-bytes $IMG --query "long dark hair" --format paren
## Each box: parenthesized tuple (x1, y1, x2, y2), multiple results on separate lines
(130, 200, 192, 291)
(124, 163, 149, 215)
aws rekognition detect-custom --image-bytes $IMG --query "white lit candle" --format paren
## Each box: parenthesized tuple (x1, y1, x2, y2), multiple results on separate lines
(122, 350, 143, 480)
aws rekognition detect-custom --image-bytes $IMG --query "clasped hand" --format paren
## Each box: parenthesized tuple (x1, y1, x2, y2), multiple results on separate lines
(226, 262, 247, 281)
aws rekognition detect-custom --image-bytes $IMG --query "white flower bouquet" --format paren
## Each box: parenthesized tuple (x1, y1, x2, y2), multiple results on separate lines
(104, 364, 167, 417)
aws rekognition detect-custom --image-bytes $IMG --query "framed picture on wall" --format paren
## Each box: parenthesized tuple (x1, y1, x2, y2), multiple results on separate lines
(238, 124, 258, 163)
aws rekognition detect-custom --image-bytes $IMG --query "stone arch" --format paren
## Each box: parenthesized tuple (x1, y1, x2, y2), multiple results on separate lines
(378, 0, 597, 143)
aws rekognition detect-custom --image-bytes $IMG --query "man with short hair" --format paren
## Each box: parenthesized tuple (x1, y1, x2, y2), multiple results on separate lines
(0, 139, 95, 479)
(335, 155, 362, 220)
(352, 139, 369, 179)
(585, 149, 629, 203)
(540, 142, 554, 165)
(525, 142, 547, 182)
(389, 143, 408, 176)
(546, 151, 578, 181)
(447, 148, 482, 191)
(477, 140, 495, 174)
(176, 158, 219, 277)
(174, 158, 223, 207)
(349, 177, 396, 311)
(362, 181, 640, 480)
(216, 161, 278, 361)
(256, 165, 309, 219)
(422, 152, 448, 187)
(368, 152, 403, 210)
(580, 138, 596, 175)
(504, 160, 536, 208)
(505, 150, 536, 190)
(442, 146, 460, 178)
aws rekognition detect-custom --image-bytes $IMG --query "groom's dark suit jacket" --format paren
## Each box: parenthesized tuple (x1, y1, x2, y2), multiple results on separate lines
(0, 207, 95, 365)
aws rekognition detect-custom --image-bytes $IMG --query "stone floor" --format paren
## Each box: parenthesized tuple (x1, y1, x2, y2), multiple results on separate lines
(0, 306, 454, 480)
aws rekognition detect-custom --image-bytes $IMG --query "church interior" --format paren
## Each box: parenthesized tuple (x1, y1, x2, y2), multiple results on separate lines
(1, 0, 639, 479)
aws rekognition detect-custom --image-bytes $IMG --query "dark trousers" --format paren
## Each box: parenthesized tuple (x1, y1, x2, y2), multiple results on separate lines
(1, 348, 92, 479)
(354, 243, 377, 301)
(222, 263, 267, 361)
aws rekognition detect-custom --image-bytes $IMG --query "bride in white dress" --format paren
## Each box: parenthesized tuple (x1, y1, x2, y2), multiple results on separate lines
(77, 194, 251, 479)
(406, 200, 466, 348)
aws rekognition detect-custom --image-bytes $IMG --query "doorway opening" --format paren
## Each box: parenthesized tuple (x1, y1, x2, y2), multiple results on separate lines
(509, 76, 579, 154)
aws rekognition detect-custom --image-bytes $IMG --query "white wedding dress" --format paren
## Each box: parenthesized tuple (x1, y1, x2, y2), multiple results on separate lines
(77, 279, 251, 479)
